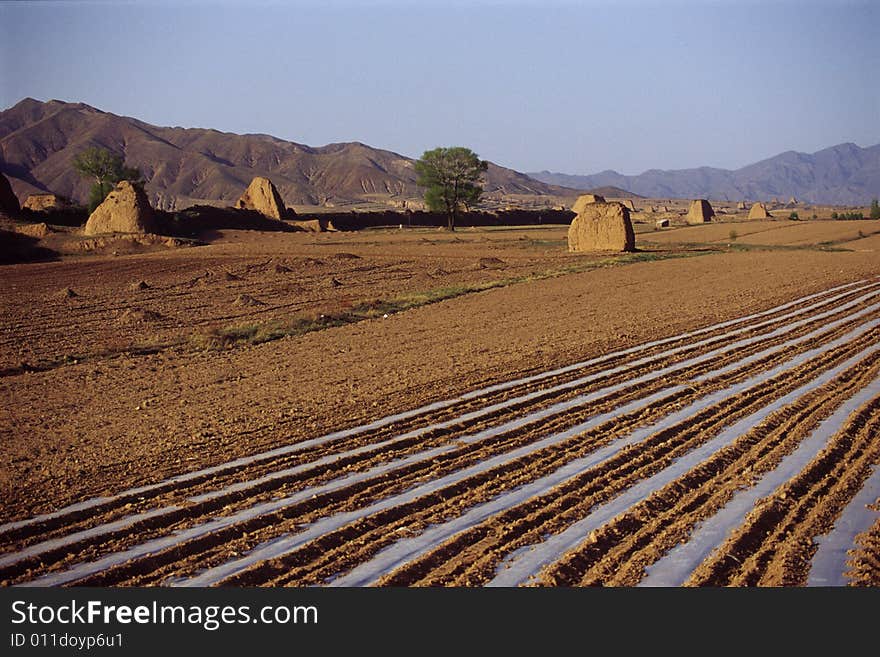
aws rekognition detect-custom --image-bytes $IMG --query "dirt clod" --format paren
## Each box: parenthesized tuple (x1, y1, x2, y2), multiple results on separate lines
(115, 308, 165, 324)
(233, 294, 266, 307)
(478, 257, 506, 269)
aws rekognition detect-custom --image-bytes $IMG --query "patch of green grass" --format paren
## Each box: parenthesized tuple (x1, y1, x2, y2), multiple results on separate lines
(189, 249, 703, 351)
(647, 239, 860, 254)
(12, 247, 723, 372)
(190, 315, 350, 349)
(514, 238, 567, 248)
(721, 242, 827, 253)
(816, 244, 854, 252)
(464, 224, 570, 233)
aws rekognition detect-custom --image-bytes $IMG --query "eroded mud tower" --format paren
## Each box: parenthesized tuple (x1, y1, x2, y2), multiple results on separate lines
(235, 176, 292, 221)
(686, 199, 715, 224)
(567, 198, 635, 252)
(83, 181, 157, 235)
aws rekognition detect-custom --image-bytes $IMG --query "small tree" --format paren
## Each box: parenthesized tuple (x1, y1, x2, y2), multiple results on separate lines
(414, 147, 488, 231)
(72, 146, 142, 212)
(871, 198, 880, 220)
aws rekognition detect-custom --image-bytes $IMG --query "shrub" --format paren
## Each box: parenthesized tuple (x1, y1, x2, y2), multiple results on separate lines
(789, 211, 799, 220)
(871, 199, 880, 220)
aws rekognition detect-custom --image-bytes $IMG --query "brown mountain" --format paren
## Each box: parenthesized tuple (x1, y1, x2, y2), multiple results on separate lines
(0, 98, 572, 211)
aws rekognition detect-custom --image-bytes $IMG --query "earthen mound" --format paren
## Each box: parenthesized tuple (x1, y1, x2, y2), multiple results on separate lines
(233, 294, 265, 307)
(222, 271, 241, 281)
(24, 194, 71, 213)
(567, 202, 635, 253)
(332, 252, 361, 260)
(571, 194, 606, 215)
(75, 233, 191, 254)
(329, 277, 343, 287)
(656, 218, 670, 228)
(0, 227, 59, 263)
(83, 181, 156, 235)
(15, 222, 51, 238)
(294, 219, 325, 233)
(478, 257, 506, 269)
(171, 205, 298, 234)
(0, 173, 20, 215)
(116, 308, 165, 324)
(686, 199, 715, 224)
(736, 201, 747, 210)
(57, 287, 78, 299)
(130, 280, 150, 291)
(748, 202, 772, 219)
(274, 264, 292, 273)
(235, 177, 291, 221)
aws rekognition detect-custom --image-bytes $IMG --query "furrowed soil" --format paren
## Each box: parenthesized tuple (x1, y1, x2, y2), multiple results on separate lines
(1, 222, 879, 586)
(642, 219, 880, 247)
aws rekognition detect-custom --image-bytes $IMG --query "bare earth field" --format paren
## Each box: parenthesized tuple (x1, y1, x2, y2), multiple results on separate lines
(2, 219, 879, 586)
(642, 218, 880, 247)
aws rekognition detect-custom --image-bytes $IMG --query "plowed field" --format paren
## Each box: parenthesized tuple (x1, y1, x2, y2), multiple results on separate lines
(2, 224, 879, 586)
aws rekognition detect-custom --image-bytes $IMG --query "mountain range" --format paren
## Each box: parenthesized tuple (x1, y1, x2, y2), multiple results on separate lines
(0, 98, 571, 211)
(529, 143, 880, 206)
(2, 98, 876, 210)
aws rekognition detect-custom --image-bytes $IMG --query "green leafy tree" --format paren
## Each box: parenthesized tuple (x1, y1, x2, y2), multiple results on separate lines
(414, 147, 488, 231)
(72, 146, 143, 213)
(871, 198, 880, 220)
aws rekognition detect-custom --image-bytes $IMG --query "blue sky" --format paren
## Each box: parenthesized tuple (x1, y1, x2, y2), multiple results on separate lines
(1, 0, 877, 175)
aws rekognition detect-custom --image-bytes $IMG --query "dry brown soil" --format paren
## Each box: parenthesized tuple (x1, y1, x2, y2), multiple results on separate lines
(1, 221, 878, 586)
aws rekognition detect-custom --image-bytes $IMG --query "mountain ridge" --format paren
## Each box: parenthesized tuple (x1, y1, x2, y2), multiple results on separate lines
(4, 98, 875, 209)
(529, 142, 880, 205)
(0, 98, 574, 211)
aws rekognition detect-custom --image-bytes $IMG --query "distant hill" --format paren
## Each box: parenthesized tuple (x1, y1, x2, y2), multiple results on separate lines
(583, 186, 643, 200)
(530, 142, 880, 205)
(0, 98, 574, 210)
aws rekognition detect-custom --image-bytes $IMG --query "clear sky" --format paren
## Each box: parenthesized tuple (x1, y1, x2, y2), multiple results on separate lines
(1, 0, 877, 175)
